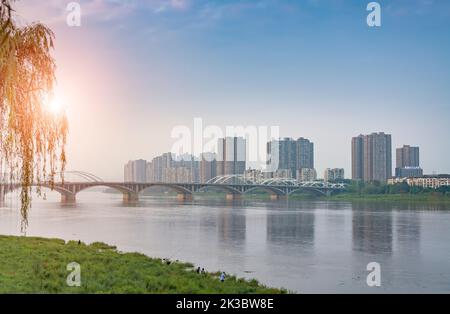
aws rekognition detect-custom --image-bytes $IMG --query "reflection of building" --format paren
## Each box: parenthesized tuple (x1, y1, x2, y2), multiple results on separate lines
(216, 137, 246, 176)
(352, 132, 392, 182)
(267, 137, 314, 179)
(388, 175, 450, 189)
(297, 168, 317, 182)
(218, 210, 246, 244)
(395, 145, 422, 177)
(395, 211, 421, 255)
(324, 168, 345, 182)
(267, 210, 315, 246)
(124, 159, 147, 183)
(352, 203, 393, 255)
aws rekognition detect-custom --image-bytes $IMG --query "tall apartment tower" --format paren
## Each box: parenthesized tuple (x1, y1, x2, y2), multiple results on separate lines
(200, 152, 217, 183)
(351, 135, 364, 180)
(396, 145, 419, 168)
(124, 159, 148, 183)
(351, 132, 392, 182)
(267, 137, 314, 179)
(216, 137, 246, 176)
(395, 145, 422, 177)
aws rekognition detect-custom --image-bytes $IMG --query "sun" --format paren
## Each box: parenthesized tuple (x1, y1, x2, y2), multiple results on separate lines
(49, 98, 62, 113)
(44, 95, 64, 114)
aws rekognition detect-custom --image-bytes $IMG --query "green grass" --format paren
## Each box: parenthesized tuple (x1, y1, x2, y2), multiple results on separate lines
(0, 235, 284, 294)
(321, 193, 450, 203)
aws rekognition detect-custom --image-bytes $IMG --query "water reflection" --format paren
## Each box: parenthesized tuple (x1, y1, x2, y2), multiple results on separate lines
(218, 209, 246, 245)
(352, 202, 393, 255)
(266, 209, 315, 247)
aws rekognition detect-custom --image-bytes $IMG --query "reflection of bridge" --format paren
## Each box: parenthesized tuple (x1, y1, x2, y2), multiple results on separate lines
(0, 173, 347, 204)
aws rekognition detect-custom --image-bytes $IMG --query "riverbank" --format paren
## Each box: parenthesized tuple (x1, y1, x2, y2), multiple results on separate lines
(318, 193, 450, 203)
(0, 235, 284, 294)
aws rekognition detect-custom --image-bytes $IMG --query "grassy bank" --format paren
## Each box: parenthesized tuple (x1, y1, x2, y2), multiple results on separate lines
(320, 193, 450, 203)
(0, 235, 284, 294)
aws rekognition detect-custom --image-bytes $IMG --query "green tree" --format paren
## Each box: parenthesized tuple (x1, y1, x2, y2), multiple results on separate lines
(1, 0, 68, 231)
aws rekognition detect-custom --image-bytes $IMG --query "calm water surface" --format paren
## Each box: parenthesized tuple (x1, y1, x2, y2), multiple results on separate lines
(1, 191, 450, 293)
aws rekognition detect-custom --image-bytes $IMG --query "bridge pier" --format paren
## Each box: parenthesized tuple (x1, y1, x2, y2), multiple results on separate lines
(123, 192, 139, 202)
(177, 193, 193, 201)
(61, 193, 76, 204)
(270, 194, 288, 201)
(226, 193, 242, 201)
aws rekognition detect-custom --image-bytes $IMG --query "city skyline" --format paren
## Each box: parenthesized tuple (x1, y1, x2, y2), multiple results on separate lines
(12, 0, 450, 180)
(124, 132, 438, 183)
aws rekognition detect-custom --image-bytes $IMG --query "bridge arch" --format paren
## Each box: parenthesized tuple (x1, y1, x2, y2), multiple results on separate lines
(138, 183, 193, 195)
(75, 183, 135, 195)
(0, 183, 77, 204)
(243, 186, 286, 196)
(1, 183, 73, 196)
(199, 184, 243, 195)
(287, 187, 328, 197)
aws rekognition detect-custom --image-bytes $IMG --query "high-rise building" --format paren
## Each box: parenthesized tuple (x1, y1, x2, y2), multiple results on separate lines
(351, 132, 392, 182)
(200, 152, 217, 183)
(216, 137, 246, 176)
(324, 168, 345, 182)
(351, 135, 364, 180)
(395, 145, 422, 177)
(396, 145, 420, 168)
(297, 137, 314, 170)
(124, 159, 147, 183)
(147, 153, 173, 182)
(267, 137, 314, 179)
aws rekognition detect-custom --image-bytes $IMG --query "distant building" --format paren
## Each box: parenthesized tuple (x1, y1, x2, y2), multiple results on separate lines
(395, 167, 423, 178)
(351, 136, 364, 180)
(162, 166, 193, 183)
(216, 137, 246, 176)
(272, 169, 292, 179)
(147, 153, 173, 182)
(324, 168, 345, 182)
(200, 152, 217, 183)
(267, 137, 314, 179)
(297, 168, 317, 182)
(124, 159, 147, 183)
(388, 175, 450, 189)
(244, 169, 264, 183)
(395, 145, 422, 178)
(145, 153, 199, 183)
(352, 132, 392, 182)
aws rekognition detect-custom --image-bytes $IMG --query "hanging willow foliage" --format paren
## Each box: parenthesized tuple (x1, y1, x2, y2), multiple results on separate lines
(1, 0, 68, 231)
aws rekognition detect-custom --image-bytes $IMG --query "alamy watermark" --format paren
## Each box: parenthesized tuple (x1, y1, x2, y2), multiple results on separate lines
(66, 2, 81, 27)
(366, 262, 381, 287)
(170, 118, 280, 171)
(66, 262, 81, 287)
(367, 2, 381, 27)
(64, 2, 380, 29)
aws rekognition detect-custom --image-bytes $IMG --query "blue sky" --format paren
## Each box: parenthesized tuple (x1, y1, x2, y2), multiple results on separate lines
(16, 0, 450, 179)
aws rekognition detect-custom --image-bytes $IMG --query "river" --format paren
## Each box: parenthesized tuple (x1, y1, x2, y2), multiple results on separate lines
(1, 191, 449, 293)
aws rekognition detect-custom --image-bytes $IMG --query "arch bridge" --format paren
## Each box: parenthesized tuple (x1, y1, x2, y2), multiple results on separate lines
(0, 173, 347, 204)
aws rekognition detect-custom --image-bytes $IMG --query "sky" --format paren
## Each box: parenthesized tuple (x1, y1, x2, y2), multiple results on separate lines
(12, 0, 450, 180)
